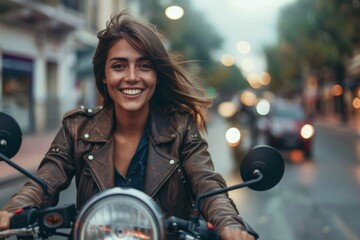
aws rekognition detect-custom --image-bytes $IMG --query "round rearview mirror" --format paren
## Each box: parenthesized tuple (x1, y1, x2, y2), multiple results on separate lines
(0, 112, 22, 159)
(240, 145, 284, 191)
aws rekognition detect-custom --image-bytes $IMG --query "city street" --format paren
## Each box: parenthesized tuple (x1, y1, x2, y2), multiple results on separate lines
(1, 113, 360, 240)
(211, 113, 360, 240)
(1, 0, 359, 239)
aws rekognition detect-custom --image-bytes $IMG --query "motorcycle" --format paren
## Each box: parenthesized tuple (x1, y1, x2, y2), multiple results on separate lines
(0, 111, 285, 240)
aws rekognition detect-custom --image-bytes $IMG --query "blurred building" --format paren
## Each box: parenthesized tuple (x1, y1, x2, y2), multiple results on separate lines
(0, 0, 138, 133)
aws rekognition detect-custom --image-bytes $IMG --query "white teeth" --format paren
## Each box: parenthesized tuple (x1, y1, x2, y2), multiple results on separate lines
(121, 89, 142, 95)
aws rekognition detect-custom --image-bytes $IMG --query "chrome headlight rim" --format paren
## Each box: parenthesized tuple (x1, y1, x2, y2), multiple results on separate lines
(73, 187, 165, 240)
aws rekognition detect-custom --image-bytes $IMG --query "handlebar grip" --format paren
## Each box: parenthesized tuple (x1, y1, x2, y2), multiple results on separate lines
(10, 208, 38, 229)
(166, 216, 220, 240)
(166, 216, 189, 229)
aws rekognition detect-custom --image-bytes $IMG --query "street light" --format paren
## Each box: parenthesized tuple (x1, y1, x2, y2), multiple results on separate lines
(165, 5, 184, 20)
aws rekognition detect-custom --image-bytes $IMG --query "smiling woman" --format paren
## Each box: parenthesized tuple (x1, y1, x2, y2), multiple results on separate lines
(0, 10, 257, 240)
(103, 39, 157, 116)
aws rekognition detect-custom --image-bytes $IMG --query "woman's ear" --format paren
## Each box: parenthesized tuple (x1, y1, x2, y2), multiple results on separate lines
(103, 78, 107, 84)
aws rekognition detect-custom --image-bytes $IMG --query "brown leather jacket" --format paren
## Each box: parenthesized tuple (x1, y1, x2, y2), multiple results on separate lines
(3, 104, 244, 230)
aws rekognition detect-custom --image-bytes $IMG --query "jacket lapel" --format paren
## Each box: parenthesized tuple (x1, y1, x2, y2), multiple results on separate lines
(144, 141, 178, 197)
(144, 107, 179, 197)
(81, 105, 115, 190)
(79, 105, 180, 195)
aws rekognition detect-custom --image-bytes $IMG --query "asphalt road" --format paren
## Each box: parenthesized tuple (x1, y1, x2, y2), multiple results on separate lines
(223, 116, 360, 240)
(1, 113, 359, 240)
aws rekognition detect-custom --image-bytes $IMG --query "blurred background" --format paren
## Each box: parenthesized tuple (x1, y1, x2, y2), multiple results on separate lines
(1, 0, 360, 239)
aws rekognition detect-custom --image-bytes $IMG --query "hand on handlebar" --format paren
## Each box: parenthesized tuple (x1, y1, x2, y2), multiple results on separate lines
(220, 226, 255, 240)
(0, 211, 13, 231)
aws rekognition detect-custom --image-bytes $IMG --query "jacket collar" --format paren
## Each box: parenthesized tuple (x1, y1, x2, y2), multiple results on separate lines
(83, 105, 114, 142)
(83, 104, 176, 144)
(148, 105, 177, 144)
(80, 104, 179, 196)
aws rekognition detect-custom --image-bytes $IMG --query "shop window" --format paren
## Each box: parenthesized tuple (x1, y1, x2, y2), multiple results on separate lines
(1, 54, 33, 133)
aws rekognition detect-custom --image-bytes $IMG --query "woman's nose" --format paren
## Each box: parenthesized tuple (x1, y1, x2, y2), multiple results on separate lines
(126, 67, 139, 81)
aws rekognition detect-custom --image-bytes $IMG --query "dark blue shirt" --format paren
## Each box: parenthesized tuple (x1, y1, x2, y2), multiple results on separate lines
(114, 131, 148, 191)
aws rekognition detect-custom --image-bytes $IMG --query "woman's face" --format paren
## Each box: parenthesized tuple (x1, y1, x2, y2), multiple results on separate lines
(104, 39, 157, 114)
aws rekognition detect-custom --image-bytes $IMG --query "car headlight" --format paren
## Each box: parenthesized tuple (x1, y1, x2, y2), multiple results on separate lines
(74, 188, 165, 240)
(300, 124, 315, 139)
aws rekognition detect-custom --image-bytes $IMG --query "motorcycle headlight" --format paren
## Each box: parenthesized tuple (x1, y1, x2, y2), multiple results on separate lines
(74, 188, 165, 240)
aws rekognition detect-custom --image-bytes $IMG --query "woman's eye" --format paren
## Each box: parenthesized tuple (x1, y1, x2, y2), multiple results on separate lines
(139, 63, 152, 70)
(112, 64, 125, 70)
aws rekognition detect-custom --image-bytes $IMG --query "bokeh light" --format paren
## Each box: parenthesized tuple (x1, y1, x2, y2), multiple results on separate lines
(290, 150, 304, 163)
(246, 73, 262, 89)
(256, 99, 270, 116)
(218, 101, 238, 117)
(240, 58, 255, 72)
(331, 84, 343, 96)
(301, 124, 315, 139)
(225, 127, 241, 147)
(165, 6, 184, 20)
(240, 90, 257, 106)
(259, 72, 271, 85)
(236, 41, 251, 54)
(220, 54, 235, 67)
(353, 97, 360, 109)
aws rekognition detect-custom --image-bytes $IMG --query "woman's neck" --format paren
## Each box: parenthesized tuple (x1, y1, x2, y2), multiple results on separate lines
(113, 106, 149, 136)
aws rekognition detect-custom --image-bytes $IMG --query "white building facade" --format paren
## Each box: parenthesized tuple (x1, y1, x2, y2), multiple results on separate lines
(0, 0, 130, 133)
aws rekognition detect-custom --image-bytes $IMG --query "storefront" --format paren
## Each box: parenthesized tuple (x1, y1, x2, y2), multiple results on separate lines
(75, 46, 97, 107)
(1, 54, 34, 133)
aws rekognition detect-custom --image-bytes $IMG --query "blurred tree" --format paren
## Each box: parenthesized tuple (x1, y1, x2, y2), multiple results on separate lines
(136, 0, 246, 99)
(207, 64, 248, 98)
(265, 0, 360, 121)
(264, 42, 300, 94)
(138, 0, 221, 66)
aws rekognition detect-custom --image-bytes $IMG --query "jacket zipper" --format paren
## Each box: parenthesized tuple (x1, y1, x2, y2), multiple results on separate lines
(177, 167, 195, 207)
(150, 163, 178, 198)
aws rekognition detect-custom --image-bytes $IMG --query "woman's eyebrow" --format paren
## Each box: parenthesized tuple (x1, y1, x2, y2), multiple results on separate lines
(109, 57, 127, 62)
(109, 56, 149, 62)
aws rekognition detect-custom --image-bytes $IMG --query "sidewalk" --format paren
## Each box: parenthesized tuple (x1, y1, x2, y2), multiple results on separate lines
(315, 114, 360, 136)
(0, 131, 57, 185)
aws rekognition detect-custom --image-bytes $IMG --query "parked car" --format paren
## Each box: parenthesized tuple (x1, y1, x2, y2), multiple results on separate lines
(258, 100, 315, 158)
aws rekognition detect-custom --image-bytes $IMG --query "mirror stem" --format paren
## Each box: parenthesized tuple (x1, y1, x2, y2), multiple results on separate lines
(0, 152, 50, 207)
(193, 170, 263, 214)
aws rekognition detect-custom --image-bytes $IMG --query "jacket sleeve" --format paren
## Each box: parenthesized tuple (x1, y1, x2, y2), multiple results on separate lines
(180, 114, 246, 231)
(2, 124, 75, 213)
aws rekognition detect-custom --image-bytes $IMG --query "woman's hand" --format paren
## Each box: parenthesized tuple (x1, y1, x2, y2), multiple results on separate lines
(220, 226, 255, 240)
(0, 211, 13, 230)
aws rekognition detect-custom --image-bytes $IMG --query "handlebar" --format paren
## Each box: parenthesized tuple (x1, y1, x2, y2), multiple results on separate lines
(0, 227, 39, 238)
(1, 208, 259, 240)
(0, 204, 76, 239)
(166, 216, 220, 240)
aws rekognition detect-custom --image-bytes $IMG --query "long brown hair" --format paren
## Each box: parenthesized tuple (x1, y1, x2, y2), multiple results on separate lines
(93, 10, 212, 130)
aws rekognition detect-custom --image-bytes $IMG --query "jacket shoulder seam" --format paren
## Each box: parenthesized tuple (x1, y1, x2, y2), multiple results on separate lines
(63, 106, 103, 119)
